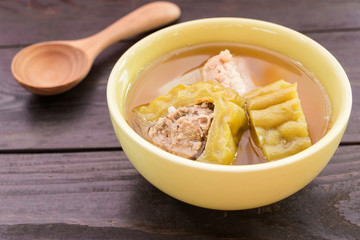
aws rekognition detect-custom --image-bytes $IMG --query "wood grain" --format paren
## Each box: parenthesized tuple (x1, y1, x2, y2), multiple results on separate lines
(1, 0, 360, 46)
(0, 145, 358, 239)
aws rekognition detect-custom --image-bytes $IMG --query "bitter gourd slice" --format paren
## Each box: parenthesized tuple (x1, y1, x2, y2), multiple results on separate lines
(244, 80, 312, 161)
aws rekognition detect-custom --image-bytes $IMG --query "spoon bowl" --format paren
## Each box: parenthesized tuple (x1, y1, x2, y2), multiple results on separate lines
(11, 1, 181, 95)
(12, 42, 91, 95)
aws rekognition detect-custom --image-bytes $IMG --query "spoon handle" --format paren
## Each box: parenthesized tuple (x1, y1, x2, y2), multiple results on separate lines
(72, 1, 181, 60)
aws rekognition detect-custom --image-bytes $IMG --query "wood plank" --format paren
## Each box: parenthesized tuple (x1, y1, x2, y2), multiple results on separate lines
(1, 30, 359, 150)
(0, 145, 359, 239)
(1, 0, 360, 46)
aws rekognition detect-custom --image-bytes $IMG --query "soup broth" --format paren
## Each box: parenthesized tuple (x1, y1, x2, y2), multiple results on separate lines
(126, 43, 331, 165)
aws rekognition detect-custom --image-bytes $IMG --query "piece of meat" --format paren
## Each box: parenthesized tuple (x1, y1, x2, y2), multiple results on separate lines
(148, 102, 214, 159)
(202, 49, 255, 95)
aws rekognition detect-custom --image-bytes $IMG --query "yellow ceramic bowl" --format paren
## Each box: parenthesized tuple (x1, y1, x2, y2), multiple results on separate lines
(107, 18, 352, 210)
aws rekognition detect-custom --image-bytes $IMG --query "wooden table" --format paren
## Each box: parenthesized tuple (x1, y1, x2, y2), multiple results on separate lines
(1, 1, 359, 239)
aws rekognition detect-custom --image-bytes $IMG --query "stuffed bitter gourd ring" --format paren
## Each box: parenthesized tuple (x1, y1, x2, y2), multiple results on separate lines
(134, 81, 248, 165)
(244, 80, 312, 161)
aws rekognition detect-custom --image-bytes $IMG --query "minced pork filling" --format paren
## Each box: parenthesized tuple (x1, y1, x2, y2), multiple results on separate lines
(148, 102, 214, 159)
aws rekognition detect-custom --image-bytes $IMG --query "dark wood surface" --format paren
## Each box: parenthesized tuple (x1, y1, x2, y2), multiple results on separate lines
(0, 1, 359, 239)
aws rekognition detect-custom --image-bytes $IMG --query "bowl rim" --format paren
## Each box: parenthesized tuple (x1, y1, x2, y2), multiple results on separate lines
(107, 17, 352, 172)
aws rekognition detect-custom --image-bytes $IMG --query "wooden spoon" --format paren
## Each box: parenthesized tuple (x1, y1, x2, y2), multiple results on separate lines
(11, 1, 181, 95)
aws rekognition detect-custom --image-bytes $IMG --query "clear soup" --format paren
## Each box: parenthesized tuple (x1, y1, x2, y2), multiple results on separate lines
(126, 43, 331, 165)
